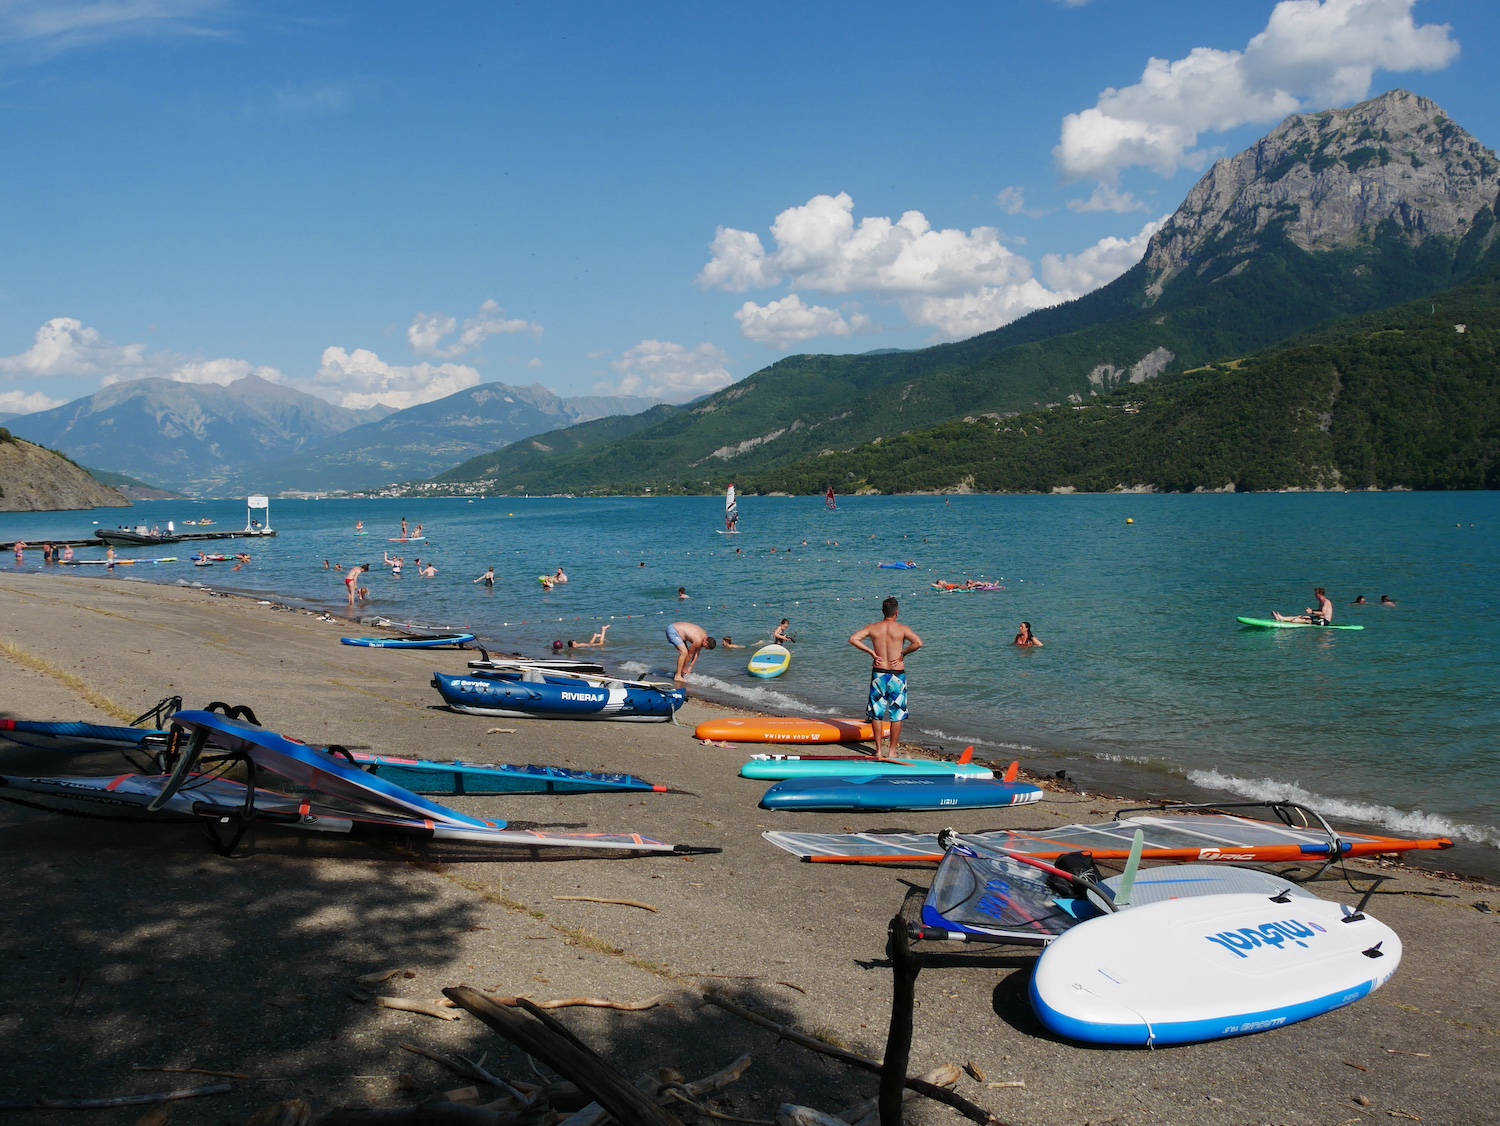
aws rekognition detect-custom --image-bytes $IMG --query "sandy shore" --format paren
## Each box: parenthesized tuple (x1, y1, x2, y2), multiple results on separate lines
(1, 570, 1498, 1126)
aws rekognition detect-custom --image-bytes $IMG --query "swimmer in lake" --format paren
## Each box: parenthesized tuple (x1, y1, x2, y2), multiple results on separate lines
(720, 636, 746, 649)
(567, 625, 610, 649)
(474, 566, 495, 587)
(1273, 587, 1334, 625)
(678, 587, 689, 599)
(1015, 621, 1043, 647)
(1352, 595, 1368, 605)
(773, 618, 793, 644)
(554, 567, 568, 583)
(1381, 594, 1397, 606)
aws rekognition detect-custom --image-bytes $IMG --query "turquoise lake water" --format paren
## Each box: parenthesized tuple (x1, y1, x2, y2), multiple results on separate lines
(4, 492, 1497, 859)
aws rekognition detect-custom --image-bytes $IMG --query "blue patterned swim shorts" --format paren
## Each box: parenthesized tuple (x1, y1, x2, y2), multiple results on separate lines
(867, 669, 908, 722)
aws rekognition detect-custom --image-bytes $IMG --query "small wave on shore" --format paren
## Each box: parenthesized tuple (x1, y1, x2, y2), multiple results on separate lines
(681, 671, 837, 715)
(1188, 768, 1500, 849)
(915, 726, 1044, 755)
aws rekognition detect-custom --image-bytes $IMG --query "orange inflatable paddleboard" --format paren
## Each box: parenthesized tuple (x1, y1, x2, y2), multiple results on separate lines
(694, 716, 875, 744)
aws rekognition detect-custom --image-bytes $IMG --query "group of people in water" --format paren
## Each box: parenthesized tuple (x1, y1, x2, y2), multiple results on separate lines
(1273, 587, 1398, 625)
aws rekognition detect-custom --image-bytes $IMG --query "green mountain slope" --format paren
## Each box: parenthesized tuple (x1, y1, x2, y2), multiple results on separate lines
(739, 272, 1500, 495)
(424, 90, 1500, 496)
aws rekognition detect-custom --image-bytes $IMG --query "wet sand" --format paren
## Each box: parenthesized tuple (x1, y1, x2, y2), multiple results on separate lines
(1, 570, 1498, 1126)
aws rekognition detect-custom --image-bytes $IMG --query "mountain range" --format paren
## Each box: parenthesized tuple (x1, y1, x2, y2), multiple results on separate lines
(427, 89, 1500, 496)
(8, 376, 654, 497)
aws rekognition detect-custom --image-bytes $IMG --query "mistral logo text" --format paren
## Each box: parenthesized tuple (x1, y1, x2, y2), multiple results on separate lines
(1204, 918, 1326, 958)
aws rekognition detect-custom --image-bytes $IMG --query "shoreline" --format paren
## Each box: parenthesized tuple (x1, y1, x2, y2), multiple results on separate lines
(3, 568, 1500, 1125)
(29, 563, 1500, 885)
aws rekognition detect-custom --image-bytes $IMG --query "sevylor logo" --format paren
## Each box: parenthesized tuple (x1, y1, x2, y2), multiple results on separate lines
(1205, 918, 1326, 958)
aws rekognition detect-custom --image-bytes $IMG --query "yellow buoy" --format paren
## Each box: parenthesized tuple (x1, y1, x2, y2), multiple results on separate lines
(1126, 518, 1134, 524)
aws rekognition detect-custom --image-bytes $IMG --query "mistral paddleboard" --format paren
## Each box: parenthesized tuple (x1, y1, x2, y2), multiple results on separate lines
(1237, 617, 1364, 631)
(1030, 892, 1400, 1046)
(695, 716, 874, 744)
(760, 773, 1042, 812)
(747, 644, 791, 679)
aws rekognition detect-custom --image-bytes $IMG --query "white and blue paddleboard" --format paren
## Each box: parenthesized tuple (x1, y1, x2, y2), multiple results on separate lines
(741, 755, 993, 781)
(342, 633, 477, 648)
(760, 773, 1042, 812)
(1030, 892, 1401, 1047)
(747, 644, 791, 679)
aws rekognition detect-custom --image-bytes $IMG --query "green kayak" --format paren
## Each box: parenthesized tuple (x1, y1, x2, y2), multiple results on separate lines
(1236, 616, 1364, 631)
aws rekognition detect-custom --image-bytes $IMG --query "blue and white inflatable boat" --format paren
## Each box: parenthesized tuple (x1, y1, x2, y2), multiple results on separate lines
(431, 669, 685, 721)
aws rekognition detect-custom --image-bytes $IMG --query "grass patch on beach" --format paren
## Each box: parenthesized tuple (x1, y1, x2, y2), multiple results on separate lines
(0, 639, 134, 722)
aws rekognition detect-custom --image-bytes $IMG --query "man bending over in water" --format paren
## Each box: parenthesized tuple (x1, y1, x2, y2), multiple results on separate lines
(666, 621, 715, 682)
(849, 597, 923, 759)
(1274, 587, 1334, 625)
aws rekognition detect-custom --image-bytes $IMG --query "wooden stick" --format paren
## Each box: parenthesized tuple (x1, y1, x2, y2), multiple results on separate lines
(700, 994, 1012, 1126)
(130, 1067, 252, 1080)
(443, 987, 682, 1126)
(879, 914, 920, 1126)
(551, 896, 659, 913)
(0, 1084, 232, 1110)
(662, 1090, 772, 1125)
(481, 995, 667, 1012)
(396, 1045, 532, 1106)
(378, 997, 462, 1021)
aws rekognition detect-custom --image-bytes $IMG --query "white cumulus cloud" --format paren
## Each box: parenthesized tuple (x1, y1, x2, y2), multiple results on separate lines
(0, 389, 66, 415)
(734, 295, 871, 349)
(701, 193, 1164, 343)
(1056, 0, 1459, 182)
(1041, 218, 1165, 300)
(0, 317, 283, 388)
(313, 347, 481, 411)
(407, 299, 541, 359)
(597, 341, 732, 403)
(1067, 184, 1149, 213)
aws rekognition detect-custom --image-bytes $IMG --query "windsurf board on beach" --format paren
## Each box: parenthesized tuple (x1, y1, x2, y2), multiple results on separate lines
(740, 751, 993, 780)
(1029, 893, 1401, 1046)
(346, 752, 666, 795)
(341, 633, 476, 648)
(763, 810, 1454, 864)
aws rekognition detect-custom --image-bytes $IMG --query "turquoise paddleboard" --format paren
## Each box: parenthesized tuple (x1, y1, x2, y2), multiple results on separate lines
(1237, 617, 1364, 631)
(747, 644, 791, 679)
(741, 755, 993, 781)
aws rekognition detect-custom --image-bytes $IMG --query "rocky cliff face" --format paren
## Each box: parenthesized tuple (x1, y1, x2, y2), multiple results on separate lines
(0, 436, 131, 512)
(1145, 90, 1500, 298)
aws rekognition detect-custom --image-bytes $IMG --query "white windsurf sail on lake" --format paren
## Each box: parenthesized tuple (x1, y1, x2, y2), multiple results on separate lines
(725, 484, 738, 532)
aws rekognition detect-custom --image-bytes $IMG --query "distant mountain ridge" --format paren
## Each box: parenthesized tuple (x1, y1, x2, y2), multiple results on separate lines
(423, 89, 1500, 496)
(216, 382, 658, 495)
(8, 376, 389, 495)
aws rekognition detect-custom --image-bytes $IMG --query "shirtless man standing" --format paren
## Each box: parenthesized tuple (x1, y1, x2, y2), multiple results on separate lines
(849, 597, 923, 759)
(666, 621, 715, 682)
(1273, 587, 1335, 625)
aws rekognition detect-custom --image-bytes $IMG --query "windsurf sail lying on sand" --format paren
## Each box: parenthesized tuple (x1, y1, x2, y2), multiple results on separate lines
(764, 803, 1454, 865)
(0, 773, 705, 854)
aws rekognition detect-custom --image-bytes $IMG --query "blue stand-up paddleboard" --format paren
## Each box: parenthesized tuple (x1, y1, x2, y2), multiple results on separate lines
(747, 644, 791, 679)
(1030, 892, 1400, 1046)
(741, 751, 993, 781)
(432, 670, 685, 721)
(343, 633, 477, 648)
(347, 752, 666, 795)
(760, 773, 1042, 812)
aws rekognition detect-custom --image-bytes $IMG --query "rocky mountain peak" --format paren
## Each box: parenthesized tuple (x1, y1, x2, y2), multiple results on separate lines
(1144, 90, 1500, 298)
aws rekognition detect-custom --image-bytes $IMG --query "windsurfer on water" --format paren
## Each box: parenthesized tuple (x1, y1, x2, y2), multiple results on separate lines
(726, 484, 739, 534)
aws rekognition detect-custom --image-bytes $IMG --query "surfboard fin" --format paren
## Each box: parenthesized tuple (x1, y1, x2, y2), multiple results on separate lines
(1003, 760, 1019, 783)
(958, 746, 974, 764)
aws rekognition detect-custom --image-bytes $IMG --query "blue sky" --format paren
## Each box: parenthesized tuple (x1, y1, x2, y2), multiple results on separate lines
(0, 0, 1492, 414)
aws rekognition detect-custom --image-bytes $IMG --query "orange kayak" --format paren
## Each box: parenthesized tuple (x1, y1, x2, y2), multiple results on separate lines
(695, 716, 875, 744)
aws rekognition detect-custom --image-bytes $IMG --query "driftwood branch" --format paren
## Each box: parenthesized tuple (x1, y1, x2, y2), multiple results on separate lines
(378, 997, 463, 1021)
(316, 1105, 532, 1126)
(130, 1066, 252, 1080)
(551, 896, 659, 913)
(443, 986, 682, 1126)
(0, 1083, 232, 1110)
(482, 995, 667, 1012)
(701, 993, 1012, 1126)
(397, 1044, 533, 1106)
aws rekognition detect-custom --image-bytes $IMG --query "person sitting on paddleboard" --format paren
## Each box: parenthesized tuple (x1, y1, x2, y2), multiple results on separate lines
(1015, 621, 1043, 647)
(773, 619, 793, 644)
(1273, 587, 1334, 625)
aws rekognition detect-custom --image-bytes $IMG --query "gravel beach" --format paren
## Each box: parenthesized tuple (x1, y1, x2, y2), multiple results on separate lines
(1, 571, 1497, 1126)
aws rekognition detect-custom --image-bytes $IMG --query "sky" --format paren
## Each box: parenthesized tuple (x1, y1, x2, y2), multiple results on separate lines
(0, 0, 1493, 416)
